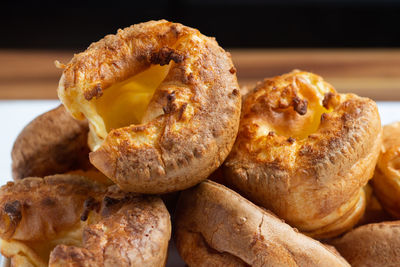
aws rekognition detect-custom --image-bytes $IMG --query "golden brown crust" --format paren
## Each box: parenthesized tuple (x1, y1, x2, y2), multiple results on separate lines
(223, 71, 382, 239)
(0, 175, 171, 267)
(372, 122, 400, 218)
(356, 184, 392, 226)
(331, 221, 400, 267)
(176, 230, 248, 267)
(58, 20, 241, 194)
(0, 174, 104, 241)
(175, 180, 350, 267)
(49, 194, 171, 267)
(11, 105, 91, 180)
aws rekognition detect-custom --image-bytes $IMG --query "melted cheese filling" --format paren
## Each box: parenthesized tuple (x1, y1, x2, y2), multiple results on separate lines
(86, 64, 170, 150)
(257, 75, 333, 141)
(256, 101, 331, 141)
(282, 101, 329, 140)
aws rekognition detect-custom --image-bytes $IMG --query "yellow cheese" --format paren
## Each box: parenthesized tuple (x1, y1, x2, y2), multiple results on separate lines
(94, 64, 170, 135)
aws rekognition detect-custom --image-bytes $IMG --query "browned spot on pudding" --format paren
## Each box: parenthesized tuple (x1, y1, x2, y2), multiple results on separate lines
(292, 96, 308, 115)
(80, 196, 100, 221)
(84, 84, 103, 101)
(323, 92, 335, 109)
(4, 200, 22, 224)
(287, 137, 296, 144)
(150, 47, 185, 66)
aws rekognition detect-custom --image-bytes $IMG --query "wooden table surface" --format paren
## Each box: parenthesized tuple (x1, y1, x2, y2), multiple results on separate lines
(1, 49, 400, 100)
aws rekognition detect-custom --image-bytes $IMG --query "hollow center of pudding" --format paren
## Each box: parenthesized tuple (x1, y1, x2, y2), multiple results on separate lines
(1, 210, 104, 266)
(25, 224, 83, 264)
(257, 76, 333, 141)
(271, 100, 329, 140)
(94, 64, 170, 136)
(0, 222, 84, 266)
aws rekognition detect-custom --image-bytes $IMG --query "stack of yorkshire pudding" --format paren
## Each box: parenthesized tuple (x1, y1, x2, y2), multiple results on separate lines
(1, 20, 400, 267)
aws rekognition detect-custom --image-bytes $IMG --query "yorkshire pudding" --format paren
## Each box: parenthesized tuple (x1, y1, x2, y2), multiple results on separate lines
(372, 121, 400, 218)
(0, 174, 171, 267)
(331, 221, 400, 266)
(175, 180, 350, 266)
(12, 105, 90, 180)
(223, 70, 382, 239)
(57, 20, 241, 194)
(356, 184, 391, 226)
(12, 105, 112, 185)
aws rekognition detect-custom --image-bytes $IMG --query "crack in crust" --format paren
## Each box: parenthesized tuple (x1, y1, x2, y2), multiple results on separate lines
(175, 181, 349, 267)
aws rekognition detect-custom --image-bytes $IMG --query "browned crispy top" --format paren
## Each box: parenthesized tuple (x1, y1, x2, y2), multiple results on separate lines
(0, 175, 171, 267)
(58, 20, 241, 194)
(59, 20, 197, 104)
(224, 71, 382, 234)
(50, 191, 171, 267)
(0, 174, 105, 241)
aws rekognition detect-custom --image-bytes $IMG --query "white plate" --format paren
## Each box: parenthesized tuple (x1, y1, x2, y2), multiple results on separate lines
(0, 100, 399, 266)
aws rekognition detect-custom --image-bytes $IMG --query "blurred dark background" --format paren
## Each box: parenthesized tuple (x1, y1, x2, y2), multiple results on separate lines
(2, 0, 400, 50)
